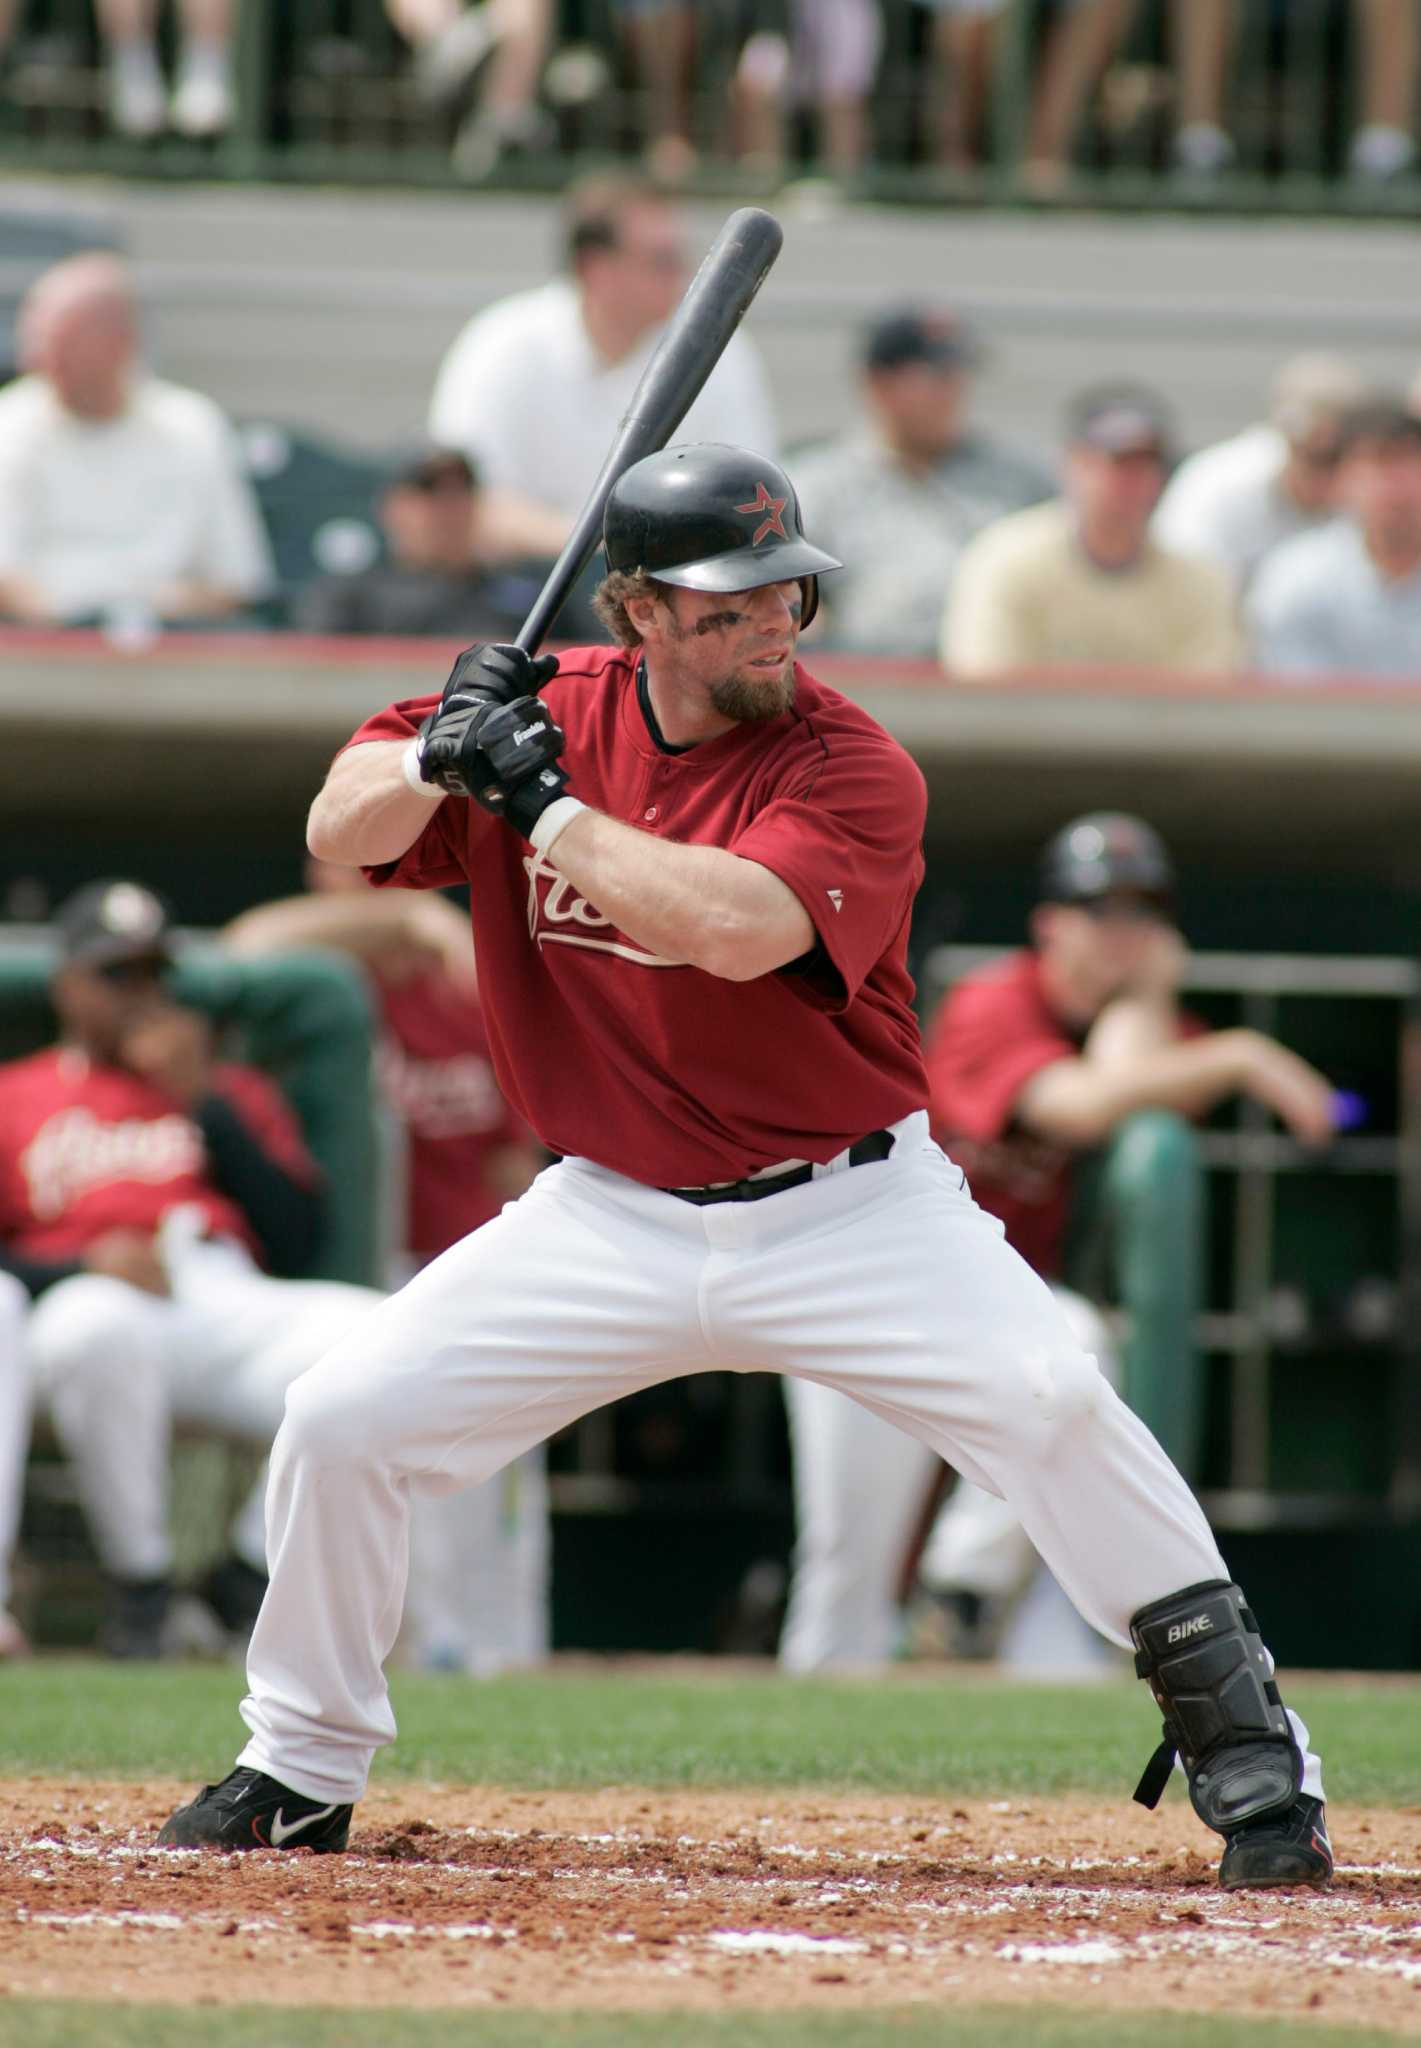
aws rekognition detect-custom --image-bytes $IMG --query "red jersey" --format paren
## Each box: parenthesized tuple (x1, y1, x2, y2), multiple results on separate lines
(375, 966, 525, 1258)
(923, 952, 1079, 1277)
(0, 1047, 318, 1265)
(351, 645, 928, 1187)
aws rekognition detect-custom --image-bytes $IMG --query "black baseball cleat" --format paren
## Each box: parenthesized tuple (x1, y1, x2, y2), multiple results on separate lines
(1218, 1793, 1333, 1891)
(158, 1768, 352, 1852)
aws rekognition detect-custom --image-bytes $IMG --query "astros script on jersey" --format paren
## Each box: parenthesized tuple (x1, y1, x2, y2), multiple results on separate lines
(349, 645, 931, 1187)
(0, 1048, 316, 1264)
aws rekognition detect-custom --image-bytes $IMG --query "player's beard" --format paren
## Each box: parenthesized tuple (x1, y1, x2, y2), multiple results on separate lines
(709, 662, 796, 724)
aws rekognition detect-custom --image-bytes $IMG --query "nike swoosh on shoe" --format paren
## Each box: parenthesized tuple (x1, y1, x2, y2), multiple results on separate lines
(265, 1804, 340, 1847)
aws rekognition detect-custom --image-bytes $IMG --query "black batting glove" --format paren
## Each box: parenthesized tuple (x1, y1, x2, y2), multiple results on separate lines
(468, 696, 574, 839)
(440, 641, 559, 715)
(414, 694, 500, 798)
(501, 763, 574, 839)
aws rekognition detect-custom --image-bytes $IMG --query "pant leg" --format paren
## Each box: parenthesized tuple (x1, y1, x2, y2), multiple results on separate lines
(1099, 1110, 1205, 1478)
(404, 1448, 550, 1674)
(715, 1126, 1323, 1798)
(162, 1262, 384, 1573)
(0, 1272, 33, 1613)
(235, 1161, 720, 1805)
(26, 1275, 177, 1579)
(921, 1288, 1116, 1602)
(779, 1375, 936, 1672)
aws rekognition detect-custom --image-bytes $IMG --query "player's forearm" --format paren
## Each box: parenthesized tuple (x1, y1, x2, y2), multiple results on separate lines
(1018, 1031, 1257, 1147)
(307, 740, 445, 867)
(546, 808, 813, 980)
(224, 890, 466, 970)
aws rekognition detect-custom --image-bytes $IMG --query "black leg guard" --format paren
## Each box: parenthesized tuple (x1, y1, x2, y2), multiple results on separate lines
(1129, 1580, 1302, 1836)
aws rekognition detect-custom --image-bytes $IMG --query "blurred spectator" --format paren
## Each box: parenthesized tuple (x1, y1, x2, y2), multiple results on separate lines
(908, 0, 1141, 186)
(912, 0, 998, 172)
(427, 176, 776, 549)
(1154, 354, 1367, 591)
(97, 0, 237, 140)
(0, 251, 273, 628)
(0, 1269, 28, 1659)
(223, 861, 549, 1676)
(387, 0, 554, 179)
(941, 383, 1239, 679)
(611, 1, 698, 183)
(1017, 0, 1137, 192)
(1248, 398, 1421, 680)
(781, 812, 1337, 1672)
(0, 881, 383, 1658)
(1348, 0, 1418, 182)
(294, 445, 540, 640)
(732, 0, 883, 183)
(793, 306, 1053, 656)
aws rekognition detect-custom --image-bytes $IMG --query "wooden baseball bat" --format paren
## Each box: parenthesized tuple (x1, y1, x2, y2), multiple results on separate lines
(513, 206, 784, 658)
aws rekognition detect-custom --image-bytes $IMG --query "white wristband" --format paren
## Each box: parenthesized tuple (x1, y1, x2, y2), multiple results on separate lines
(401, 738, 434, 795)
(528, 796, 587, 855)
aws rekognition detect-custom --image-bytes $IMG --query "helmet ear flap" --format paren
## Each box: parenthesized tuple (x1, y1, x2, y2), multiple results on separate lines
(799, 576, 818, 630)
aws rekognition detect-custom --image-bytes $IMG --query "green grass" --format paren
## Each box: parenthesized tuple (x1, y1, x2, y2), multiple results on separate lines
(0, 1661, 1416, 1804)
(0, 2008, 1409, 2048)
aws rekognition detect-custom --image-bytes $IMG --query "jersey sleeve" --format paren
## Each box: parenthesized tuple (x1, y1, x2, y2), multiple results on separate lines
(728, 738, 925, 1012)
(212, 1065, 322, 1186)
(342, 694, 493, 889)
(924, 977, 1077, 1143)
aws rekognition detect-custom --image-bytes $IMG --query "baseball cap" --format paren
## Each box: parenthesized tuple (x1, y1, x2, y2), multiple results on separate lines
(863, 307, 982, 375)
(1038, 814, 1175, 907)
(1066, 384, 1174, 460)
(387, 444, 478, 494)
(1268, 354, 1366, 443)
(54, 880, 175, 968)
(1335, 397, 1421, 458)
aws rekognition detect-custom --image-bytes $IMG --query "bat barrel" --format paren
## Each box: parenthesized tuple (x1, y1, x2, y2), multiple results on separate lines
(515, 207, 783, 657)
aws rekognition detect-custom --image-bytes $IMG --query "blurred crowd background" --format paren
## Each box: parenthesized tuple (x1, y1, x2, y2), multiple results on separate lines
(0, 3, 1419, 1679)
(0, 0, 1419, 199)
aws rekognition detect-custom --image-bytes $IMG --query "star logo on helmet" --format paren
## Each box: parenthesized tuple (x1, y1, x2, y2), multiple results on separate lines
(735, 482, 789, 547)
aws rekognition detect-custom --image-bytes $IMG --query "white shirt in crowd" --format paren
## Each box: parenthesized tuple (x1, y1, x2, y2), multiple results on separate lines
(1153, 424, 1319, 590)
(0, 372, 274, 621)
(427, 280, 778, 519)
(1247, 519, 1421, 681)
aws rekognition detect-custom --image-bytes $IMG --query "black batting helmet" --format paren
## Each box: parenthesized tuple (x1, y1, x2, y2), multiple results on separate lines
(1038, 813, 1175, 907)
(602, 444, 841, 628)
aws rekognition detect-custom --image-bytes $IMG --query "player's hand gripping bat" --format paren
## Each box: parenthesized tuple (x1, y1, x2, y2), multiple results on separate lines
(417, 206, 784, 813)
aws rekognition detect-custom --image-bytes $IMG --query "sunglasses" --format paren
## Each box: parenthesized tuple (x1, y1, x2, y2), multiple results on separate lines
(93, 955, 170, 987)
(1077, 895, 1172, 925)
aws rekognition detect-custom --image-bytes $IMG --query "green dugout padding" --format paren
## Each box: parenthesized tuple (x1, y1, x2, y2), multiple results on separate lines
(0, 944, 381, 1286)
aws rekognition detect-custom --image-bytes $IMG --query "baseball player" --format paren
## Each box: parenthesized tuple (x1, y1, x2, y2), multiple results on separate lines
(161, 443, 1331, 1890)
(0, 881, 385, 1657)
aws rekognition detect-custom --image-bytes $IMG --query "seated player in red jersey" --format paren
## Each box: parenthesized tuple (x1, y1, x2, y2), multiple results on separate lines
(0, 881, 384, 1658)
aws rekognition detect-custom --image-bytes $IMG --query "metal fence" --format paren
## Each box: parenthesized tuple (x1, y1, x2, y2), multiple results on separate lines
(0, 0, 1415, 216)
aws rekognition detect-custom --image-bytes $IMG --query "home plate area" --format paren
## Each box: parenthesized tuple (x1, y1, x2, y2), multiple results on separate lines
(2, 1784, 1420, 2026)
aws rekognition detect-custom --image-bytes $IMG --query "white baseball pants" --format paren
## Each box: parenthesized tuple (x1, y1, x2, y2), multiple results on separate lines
(0, 1271, 32, 1617)
(779, 1289, 1115, 1672)
(26, 1216, 382, 1581)
(400, 1446, 549, 1674)
(236, 1112, 1321, 1806)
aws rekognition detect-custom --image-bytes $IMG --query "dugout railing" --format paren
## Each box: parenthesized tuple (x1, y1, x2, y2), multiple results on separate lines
(0, 0, 1415, 217)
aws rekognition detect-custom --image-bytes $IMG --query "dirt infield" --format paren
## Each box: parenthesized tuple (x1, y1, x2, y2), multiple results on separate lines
(2, 1781, 1420, 2028)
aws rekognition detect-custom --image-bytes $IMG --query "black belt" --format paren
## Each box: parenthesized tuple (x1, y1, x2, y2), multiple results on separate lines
(665, 1129, 895, 1206)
